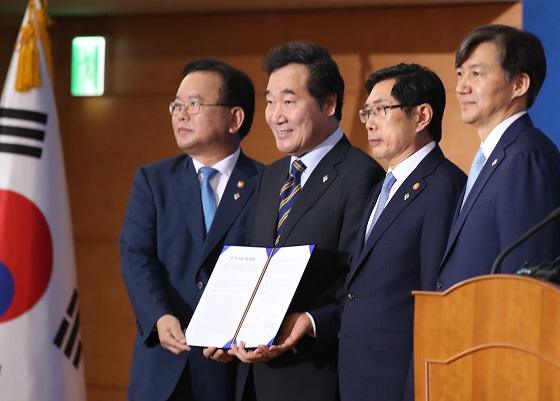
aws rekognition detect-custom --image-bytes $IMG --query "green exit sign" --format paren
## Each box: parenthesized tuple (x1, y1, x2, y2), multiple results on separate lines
(71, 36, 105, 96)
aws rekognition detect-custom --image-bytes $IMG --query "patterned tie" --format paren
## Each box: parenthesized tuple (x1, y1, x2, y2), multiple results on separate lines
(200, 167, 218, 232)
(461, 147, 486, 208)
(365, 171, 396, 241)
(276, 159, 306, 245)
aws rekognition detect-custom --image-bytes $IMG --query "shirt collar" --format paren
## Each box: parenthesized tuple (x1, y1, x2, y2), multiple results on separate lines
(480, 111, 526, 159)
(290, 127, 343, 187)
(192, 148, 240, 180)
(389, 141, 436, 189)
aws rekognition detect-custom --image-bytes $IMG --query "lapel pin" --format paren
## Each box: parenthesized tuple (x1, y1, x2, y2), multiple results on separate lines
(413, 183, 420, 190)
(237, 181, 245, 188)
(492, 159, 498, 166)
(323, 175, 329, 183)
(404, 193, 410, 200)
(234, 193, 240, 200)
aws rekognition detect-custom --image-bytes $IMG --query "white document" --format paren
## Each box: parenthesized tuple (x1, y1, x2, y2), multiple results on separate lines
(185, 244, 314, 349)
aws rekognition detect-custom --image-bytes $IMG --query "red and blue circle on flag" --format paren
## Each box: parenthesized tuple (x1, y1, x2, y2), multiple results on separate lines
(0, 189, 53, 322)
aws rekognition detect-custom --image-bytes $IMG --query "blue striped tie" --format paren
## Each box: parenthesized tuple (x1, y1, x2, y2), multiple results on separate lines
(200, 167, 218, 233)
(276, 160, 306, 245)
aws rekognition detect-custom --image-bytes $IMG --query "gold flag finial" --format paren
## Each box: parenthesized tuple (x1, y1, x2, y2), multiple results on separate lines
(15, 0, 53, 92)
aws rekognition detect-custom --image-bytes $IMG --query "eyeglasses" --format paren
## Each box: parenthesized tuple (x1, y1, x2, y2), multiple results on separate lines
(169, 101, 232, 116)
(358, 104, 409, 123)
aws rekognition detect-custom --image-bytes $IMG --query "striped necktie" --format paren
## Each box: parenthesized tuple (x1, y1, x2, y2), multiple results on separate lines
(276, 159, 306, 245)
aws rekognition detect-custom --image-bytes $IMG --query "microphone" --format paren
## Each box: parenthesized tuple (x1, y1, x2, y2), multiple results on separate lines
(490, 205, 560, 275)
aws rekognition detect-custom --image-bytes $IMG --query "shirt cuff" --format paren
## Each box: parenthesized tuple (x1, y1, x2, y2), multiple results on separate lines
(305, 312, 317, 338)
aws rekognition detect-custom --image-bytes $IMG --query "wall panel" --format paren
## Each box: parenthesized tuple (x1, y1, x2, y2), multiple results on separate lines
(0, 4, 521, 400)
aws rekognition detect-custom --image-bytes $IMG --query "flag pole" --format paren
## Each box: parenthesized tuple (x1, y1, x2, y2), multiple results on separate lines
(0, 1, 88, 399)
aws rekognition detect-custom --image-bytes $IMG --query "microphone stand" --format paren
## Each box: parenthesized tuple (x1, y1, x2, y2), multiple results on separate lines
(490, 205, 560, 275)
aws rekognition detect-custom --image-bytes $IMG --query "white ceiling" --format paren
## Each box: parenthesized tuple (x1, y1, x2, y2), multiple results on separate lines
(0, 0, 516, 17)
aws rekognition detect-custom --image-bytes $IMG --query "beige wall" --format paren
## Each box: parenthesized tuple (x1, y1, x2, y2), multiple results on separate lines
(0, 4, 520, 400)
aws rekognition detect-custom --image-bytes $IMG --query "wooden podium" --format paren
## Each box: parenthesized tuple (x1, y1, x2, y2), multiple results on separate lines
(413, 275, 560, 401)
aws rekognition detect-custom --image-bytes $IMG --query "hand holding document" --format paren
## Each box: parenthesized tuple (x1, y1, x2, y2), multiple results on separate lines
(186, 245, 314, 349)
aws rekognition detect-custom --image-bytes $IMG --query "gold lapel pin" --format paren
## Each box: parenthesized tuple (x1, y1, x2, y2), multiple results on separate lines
(234, 193, 240, 200)
(323, 175, 329, 183)
(413, 183, 420, 190)
(492, 159, 498, 166)
(237, 181, 245, 188)
(404, 193, 410, 200)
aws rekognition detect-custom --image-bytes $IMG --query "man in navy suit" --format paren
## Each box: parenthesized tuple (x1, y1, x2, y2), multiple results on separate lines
(437, 25, 560, 291)
(221, 41, 385, 401)
(332, 63, 466, 401)
(119, 58, 263, 401)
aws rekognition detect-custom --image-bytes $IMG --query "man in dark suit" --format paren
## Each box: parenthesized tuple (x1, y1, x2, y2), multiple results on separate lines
(330, 63, 465, 401)
(119, 58, 263, 401)
(437, 25, 560, 291)
(225, 41, 385, 401)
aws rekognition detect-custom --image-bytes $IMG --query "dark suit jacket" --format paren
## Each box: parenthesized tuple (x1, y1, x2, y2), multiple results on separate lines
(236, 135, 384, 401)
(119, 151, 263, 401)
(333, 146, 466, 401)
(438, 114, 560, 291)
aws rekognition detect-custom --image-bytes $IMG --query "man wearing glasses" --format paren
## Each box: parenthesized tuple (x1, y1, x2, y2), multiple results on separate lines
(337, 63, 465, 401)
(120, 58, 263, 401)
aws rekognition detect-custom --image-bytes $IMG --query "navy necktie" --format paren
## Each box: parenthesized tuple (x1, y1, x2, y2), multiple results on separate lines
(200, 167, 218, 232)
(276, 159, 306, 245)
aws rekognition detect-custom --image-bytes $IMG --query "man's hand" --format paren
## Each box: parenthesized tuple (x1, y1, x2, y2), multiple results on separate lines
(203, 346, 235, 363)
(228, 313, 314, 363)
(269, 312, 313, 352)
(156, 314, 191, 355)
(227, 341, 281, 363)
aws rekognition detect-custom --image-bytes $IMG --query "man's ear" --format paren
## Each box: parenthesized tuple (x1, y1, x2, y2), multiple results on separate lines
(229, 107, 245, 134)
(323, 93, 337, 117)
(415, 103, 433, 133)
(511, 72, 530, 101)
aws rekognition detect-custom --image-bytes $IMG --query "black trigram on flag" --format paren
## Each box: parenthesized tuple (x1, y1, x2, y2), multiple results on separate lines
(53, 289, 83, 368)
(0, 107, 47, 159)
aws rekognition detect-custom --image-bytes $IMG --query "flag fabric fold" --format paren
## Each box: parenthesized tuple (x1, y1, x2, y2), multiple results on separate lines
(0, 0, 87, 399)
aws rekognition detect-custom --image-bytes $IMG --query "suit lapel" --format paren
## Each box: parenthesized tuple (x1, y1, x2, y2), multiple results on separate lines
(440, 114, 534, 271)
(349, 146, 445, 281)
(276, 136, 350, 246)
(200, 151, 259, 261)
(352, 185, 382, 260)
(171, 157, 205, 251)
(449, 146, 503, 235)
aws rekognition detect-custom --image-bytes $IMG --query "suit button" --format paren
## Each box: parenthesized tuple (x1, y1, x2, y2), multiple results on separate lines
(197, 281, 204, 290)
(347, 293, 355, 300)
(436, 280, 443, 289)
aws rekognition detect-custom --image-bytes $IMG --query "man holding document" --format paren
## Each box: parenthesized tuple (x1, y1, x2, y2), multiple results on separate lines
(212, 41, 384, 401)
(187, 244, 315, 350)
(119, 59, 263, 401)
